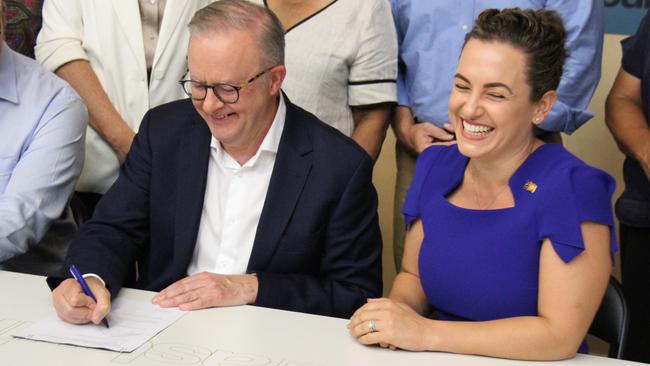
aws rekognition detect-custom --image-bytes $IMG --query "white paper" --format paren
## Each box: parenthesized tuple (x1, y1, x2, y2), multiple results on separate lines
(11, 298, 186, 352)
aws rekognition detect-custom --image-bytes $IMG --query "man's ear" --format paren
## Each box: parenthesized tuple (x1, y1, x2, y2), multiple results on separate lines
(268, 65, 286, 96)
(532, 90, 557, 126)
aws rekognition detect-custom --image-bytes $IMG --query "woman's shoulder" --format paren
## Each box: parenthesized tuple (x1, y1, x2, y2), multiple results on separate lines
(417, 144, 466, 171)
(526, 144, 616, 226)
(529, 145, 617, 263)
(526, 144, 614, 192)
(408, 145, 465, 195)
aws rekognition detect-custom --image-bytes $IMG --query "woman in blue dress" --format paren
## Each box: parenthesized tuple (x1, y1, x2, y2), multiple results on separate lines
(349, 8, 616, 360)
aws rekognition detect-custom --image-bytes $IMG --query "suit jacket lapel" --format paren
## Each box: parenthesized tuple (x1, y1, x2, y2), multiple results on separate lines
(247, 98, 313, 272)
(111, 1, 146, 73)
(153, 1, 189, 68)
(172, 113, 211, 277)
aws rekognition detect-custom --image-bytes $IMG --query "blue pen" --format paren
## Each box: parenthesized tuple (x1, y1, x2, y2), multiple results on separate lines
(69, 264, 110, 328)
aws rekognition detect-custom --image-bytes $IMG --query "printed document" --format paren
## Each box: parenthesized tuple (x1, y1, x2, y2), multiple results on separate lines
(12, 298, 185, 352)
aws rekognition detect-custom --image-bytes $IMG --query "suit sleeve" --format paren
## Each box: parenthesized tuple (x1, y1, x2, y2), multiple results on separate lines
(47, 111, 154, 295)
(253, 154, 382, 318)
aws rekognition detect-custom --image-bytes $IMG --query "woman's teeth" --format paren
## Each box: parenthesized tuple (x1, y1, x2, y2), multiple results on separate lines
(463, 120, 493, 136)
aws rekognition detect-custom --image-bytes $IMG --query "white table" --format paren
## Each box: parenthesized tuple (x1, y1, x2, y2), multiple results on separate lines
(0, 271, 643, 366)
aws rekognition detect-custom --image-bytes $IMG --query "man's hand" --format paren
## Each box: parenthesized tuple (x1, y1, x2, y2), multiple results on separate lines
(392, 106, 455, 155)
(152, 272, 258, 311)
(406, 122, 455, 154)
(52, 277, 111, 325)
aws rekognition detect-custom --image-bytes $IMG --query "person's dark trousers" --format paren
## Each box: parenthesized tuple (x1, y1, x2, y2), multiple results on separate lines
(75, 191, 103, 219)
(620, 224, 650, 363)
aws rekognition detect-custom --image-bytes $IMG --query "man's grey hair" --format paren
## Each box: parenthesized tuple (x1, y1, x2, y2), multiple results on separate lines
(189, 0, 285, 66)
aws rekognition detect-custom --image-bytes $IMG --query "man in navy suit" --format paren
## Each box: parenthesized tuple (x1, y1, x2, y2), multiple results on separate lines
(50, 0, 382, 325)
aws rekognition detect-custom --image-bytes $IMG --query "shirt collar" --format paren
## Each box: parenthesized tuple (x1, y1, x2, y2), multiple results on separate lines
(0, 42, 19, 104)
(210, 93, 287, 168)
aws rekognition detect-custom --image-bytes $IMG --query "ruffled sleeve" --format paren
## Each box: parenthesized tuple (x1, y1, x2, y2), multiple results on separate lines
(402, 146, 445, 227)
(537, 164, 618, 263)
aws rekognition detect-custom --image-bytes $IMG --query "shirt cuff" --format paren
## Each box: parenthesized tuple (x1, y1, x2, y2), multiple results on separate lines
(37, 42, 89, 73)
(538, 101, 594, 134)
(82, 273, 106, 288)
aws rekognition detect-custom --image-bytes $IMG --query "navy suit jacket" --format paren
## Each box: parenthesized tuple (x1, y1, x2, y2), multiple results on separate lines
(49, 96, 382, 318)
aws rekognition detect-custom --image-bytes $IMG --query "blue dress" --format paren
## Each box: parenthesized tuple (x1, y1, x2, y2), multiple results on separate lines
(403, 144, 617, 353)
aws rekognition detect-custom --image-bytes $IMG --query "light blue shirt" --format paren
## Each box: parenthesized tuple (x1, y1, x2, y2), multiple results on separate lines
(0, 42, 86, 262)
(391, 0, 604, 134)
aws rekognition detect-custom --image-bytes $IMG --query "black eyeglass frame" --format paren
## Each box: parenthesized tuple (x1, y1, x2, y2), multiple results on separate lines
(179, 66, 276, 104)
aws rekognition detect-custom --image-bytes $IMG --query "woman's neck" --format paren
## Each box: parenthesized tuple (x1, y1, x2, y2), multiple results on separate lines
(468, 139, 540, 189)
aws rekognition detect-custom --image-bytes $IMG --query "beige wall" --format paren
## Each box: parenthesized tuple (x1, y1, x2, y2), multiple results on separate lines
(373, 34, 629, 295)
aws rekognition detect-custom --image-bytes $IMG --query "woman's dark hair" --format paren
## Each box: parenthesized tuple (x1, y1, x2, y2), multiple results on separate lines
(465, 8, 567, 102)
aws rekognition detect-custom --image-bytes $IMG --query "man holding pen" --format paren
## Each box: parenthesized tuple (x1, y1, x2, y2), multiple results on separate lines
(49, 0, 382, 326)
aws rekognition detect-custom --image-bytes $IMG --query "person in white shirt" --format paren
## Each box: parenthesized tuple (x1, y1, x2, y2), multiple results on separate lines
(36, 0, 211, 213)
(259, 0, 398, 162)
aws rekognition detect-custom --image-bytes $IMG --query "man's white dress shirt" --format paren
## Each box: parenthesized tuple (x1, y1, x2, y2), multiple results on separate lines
(188, 95, 287, 275)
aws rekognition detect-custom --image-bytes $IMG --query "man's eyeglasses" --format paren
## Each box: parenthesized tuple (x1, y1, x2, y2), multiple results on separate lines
(179, 66, 275, 104)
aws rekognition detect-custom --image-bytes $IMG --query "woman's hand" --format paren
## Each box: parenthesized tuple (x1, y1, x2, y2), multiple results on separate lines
(347, 298, 434, 351)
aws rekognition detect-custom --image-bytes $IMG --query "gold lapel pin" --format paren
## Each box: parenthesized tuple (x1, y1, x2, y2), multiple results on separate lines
(523, 181, 538, 193)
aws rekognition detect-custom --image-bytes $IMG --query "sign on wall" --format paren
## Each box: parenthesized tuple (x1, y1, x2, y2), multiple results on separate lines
(605, 0, 648, 34)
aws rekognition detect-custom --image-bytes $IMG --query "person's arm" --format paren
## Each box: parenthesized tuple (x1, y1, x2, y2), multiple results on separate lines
(55, 60, 135, 162)
(347, 0, 397, 159)
(389, 1, 454, 154)
(351, 106, 390, 161)
(0, 91, 86, 262)
(539, 1, 604, 133)
(606, 68, 650, 179)
(421, 222, 611, 359)
(346, 220, 431, 350)
(47, 108, 157, 295)
(35, 0, 134, 162)
(350, 222, 611, 359)
(388, 220, 430, 315)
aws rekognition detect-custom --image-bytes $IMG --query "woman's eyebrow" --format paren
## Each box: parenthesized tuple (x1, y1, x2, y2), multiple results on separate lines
(484, 82, 513, 94)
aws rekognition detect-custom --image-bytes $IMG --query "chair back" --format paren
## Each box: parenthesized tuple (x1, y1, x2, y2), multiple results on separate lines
(588, 276, 629, 359)
(69, 192, 90, 228)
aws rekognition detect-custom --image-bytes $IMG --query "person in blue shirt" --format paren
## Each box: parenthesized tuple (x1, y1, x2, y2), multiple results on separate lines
(0, 2, 86, 269)
(390, 0, 604, 271)
(606, 9, 650, 364)
(349, 8, 615, 359)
